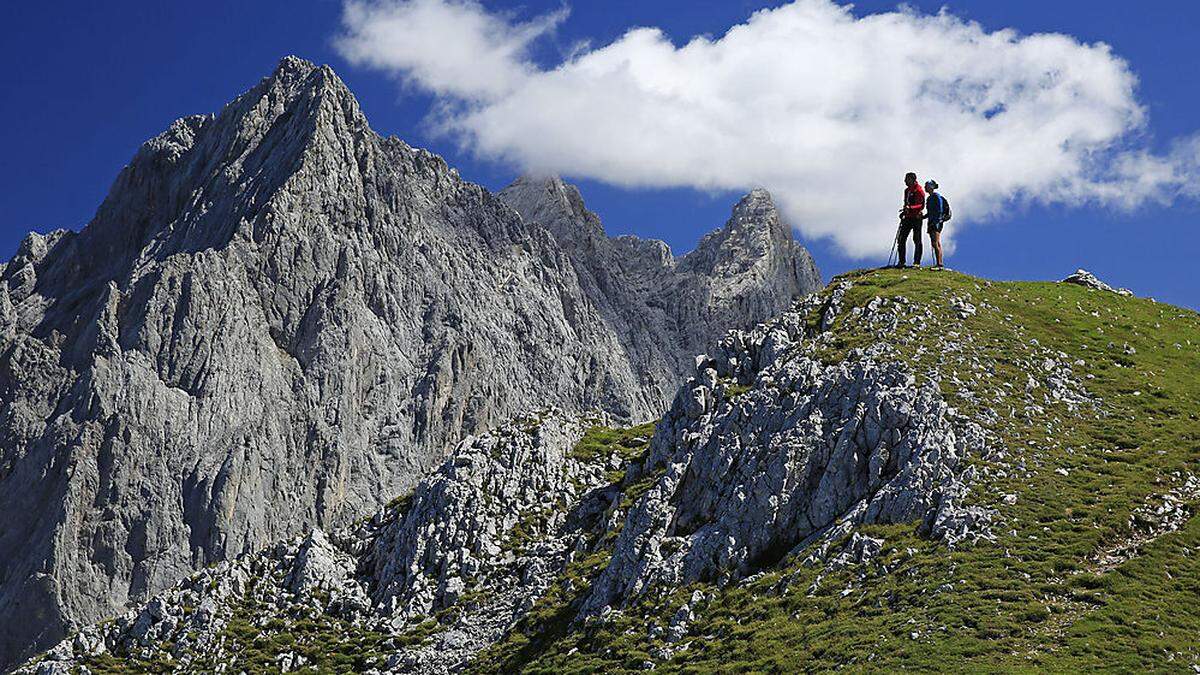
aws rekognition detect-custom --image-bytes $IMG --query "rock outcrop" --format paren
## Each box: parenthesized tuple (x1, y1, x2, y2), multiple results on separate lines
(0, 57, 820, 666)
(368, 412, 594, 622)
(363, 410, 628, 672)
(581, 285, 993, 614)
(1061, 268, 1133, 296)
(16, 412, 632, 674)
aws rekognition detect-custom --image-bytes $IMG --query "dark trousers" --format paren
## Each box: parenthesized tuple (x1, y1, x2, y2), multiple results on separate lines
(898, 218, 922, 265)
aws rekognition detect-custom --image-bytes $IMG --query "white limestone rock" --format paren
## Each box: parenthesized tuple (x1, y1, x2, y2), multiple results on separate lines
(581, 294, 993, 615)
(0, 56, 821, 667)
(1061, 269, 1133, 296)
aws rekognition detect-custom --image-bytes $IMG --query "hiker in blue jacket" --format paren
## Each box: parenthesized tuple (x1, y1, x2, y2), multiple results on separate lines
(923, 180, 950, 269)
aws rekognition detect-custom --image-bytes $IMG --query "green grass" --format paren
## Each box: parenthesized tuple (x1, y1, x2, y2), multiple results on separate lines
(75, 577, 390, 674)
(468, 267, 1200, 673)
(395, 619, 443, 648)
(718, 377, 753, 399)
(78, 652, 177, 674)
(570, 422, 656, 482)
(210, 593, 389, 673)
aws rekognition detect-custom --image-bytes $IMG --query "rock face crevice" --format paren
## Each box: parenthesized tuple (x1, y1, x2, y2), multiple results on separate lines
(0, 57, 820, 666)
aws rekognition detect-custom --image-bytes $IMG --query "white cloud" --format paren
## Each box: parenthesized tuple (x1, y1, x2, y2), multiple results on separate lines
(336, 0, 566, 99)
(336, 0, 1199, 257)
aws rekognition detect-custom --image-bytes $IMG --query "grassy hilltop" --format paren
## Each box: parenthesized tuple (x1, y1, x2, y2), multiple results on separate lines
(476, 268, 1200, 673)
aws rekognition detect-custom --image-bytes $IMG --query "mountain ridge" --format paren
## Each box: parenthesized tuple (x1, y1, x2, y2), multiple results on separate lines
(0, 56, 822, 667)
(499, 174, 821, 386)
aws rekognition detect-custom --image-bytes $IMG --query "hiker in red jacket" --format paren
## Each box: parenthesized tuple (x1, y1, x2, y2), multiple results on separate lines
(896, 172, 925, 268)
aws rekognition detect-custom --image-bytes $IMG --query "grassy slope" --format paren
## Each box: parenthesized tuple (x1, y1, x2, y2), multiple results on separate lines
(472, 268, 1200, 673)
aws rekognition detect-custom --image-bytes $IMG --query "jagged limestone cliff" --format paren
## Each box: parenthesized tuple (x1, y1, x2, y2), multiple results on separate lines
(499, 177, 821, 381)
(0, 57, 820, 667)
(24, 268, 1199, 673)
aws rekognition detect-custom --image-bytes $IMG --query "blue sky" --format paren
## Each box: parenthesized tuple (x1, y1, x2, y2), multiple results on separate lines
(1, 1, 1197, 308)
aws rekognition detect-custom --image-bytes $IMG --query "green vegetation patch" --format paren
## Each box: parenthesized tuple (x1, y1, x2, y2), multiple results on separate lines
(212, 593, 389, 673)
(571, 422, 656, 478)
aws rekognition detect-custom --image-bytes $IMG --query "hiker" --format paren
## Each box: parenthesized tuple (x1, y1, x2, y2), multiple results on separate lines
(923, 180, 950, 269)
(896, 172, 925, 267)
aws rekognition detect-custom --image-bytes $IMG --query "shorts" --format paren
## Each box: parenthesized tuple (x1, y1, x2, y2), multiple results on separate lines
(927, 220, 944, 234)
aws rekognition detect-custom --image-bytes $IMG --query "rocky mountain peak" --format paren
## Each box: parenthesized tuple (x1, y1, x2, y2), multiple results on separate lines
(499, 174, 606, 246)
(8, 56, 380, 350)
(272, 54, 322, 83)
(678, 186, 817, 292)
(731, 186, 776, 214)
(239, 55, 363, 125)
(499, 175, 823, 377)
(722, 187, 789, 243)
(0, 59, 824, 668)
(214, 54, 372, 173)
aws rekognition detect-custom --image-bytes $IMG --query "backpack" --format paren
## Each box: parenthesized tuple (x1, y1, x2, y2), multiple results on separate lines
(941, 194, 952, 221)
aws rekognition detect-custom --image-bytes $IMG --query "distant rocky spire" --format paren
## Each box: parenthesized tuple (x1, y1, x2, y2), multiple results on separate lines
(499, 175, 606, 247)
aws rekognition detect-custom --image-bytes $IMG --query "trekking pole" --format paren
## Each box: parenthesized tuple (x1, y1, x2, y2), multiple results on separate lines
(886, 219, 902, 268)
